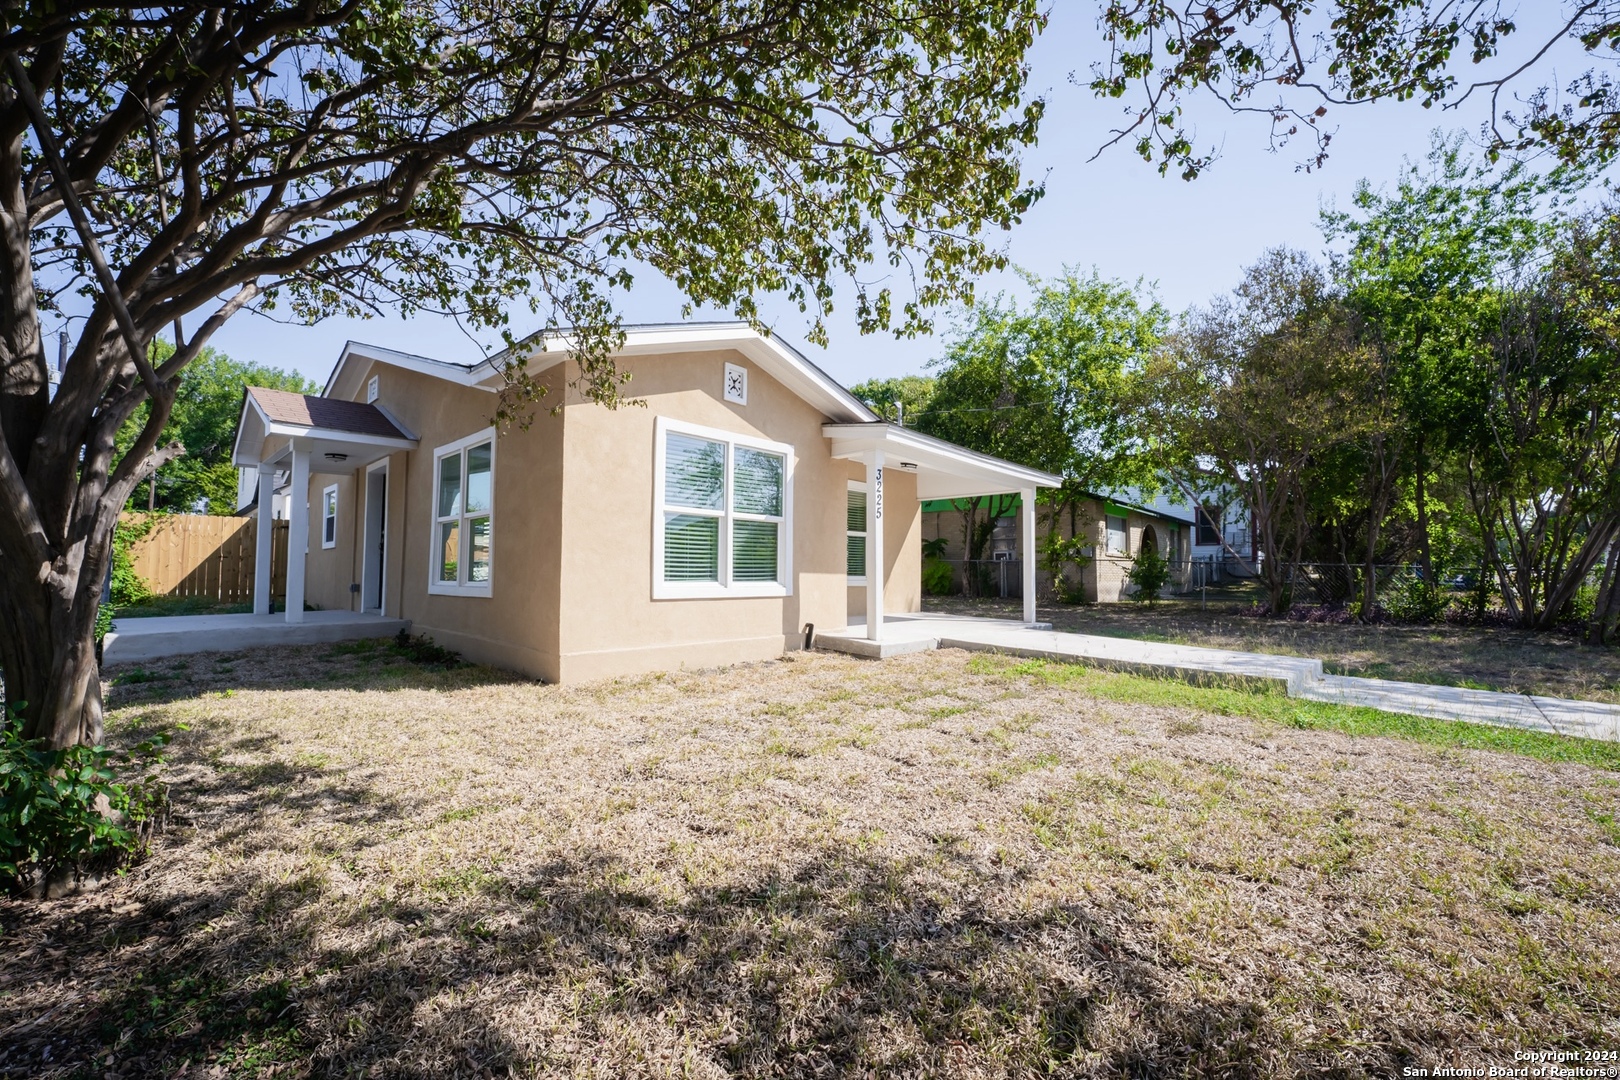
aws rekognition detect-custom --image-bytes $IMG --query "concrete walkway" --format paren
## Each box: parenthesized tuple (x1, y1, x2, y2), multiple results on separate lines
(103, 610, 408, 665)
(816, 614, 1620, 744)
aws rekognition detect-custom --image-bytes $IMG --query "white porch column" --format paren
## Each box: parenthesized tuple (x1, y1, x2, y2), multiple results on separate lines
(1020, 487, 1037, 626)
(865, 450, 885, 641)
(284, 443, 310, 623)
(253, 465, 274, 615)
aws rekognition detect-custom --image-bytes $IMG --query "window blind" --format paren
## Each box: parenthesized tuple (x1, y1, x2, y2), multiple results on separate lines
(665, 433, 724, 509)
(732, 448, 783, 515)
(847, 488, 867, 577)
(664, 513, 719, 581)
(732, 519, 778, 581)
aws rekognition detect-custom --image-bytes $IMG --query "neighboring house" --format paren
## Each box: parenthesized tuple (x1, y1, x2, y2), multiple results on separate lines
(920, 493, 1194, 603)
(1110, 480, 1255, 577)
(230, 323, 1060, 682)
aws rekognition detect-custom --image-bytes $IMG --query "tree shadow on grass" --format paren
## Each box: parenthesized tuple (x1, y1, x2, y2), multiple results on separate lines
(101, 636, 515, 712)
(0, 798, 1383, 1078)
(9, 649, 1417, 1077)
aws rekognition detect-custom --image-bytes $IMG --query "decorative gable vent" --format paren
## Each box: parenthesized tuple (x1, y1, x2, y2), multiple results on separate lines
(366, 374, 380, 403)
(723, 362, 747, 405)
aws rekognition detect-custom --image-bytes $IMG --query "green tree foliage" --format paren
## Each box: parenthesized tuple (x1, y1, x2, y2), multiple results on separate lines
(1136, 249, 1384, 614)
(1464, 208, 1620, 631)
(916, 269, 1166, 571)
(1321, 134, 1565, 583)
(1303, 139, 1620, 637)
(1091, 1, 1620, 176)
(918, 269, 1166, 488)
(849, 375, 936, 426)
(0, 2, 1048, 748)
(116, 343, 316, 514)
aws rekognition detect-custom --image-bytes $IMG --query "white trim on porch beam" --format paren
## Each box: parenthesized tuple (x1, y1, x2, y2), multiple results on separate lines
(866, 451, 885, 642)
(1021, 487, 1038, 627)
(284, 444, 310, 624)
(254, 466, 274, 616)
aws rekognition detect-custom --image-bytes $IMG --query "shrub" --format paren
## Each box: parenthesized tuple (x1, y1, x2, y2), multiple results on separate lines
(920, 540, 956, 595)
(391, 630, 461, 667)
(1126, 548, 1171, 605)
(111, 516, 158, 606)
(0, 709, 172, 897)
(1040, 532, 1093, 605)
(1381, 573, 1449, 623)
(921, 558, 956, 596)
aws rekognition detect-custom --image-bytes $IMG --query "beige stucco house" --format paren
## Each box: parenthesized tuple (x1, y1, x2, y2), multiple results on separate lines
(231, 324, 1060, 683)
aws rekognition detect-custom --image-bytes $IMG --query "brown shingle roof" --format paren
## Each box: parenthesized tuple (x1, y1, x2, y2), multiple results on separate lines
(246, 387, 408, 440)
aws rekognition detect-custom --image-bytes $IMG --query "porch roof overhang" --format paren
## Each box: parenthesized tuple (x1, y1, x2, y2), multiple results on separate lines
(822, 422, 1063, 500)
(231, 387, 418, 471)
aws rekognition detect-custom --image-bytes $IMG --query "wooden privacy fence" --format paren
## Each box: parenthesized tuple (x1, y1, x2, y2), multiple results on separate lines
(120, 512, 288, 604)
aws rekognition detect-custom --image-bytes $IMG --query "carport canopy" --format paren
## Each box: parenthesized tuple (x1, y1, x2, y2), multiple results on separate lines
(822, 422, 1063, 638)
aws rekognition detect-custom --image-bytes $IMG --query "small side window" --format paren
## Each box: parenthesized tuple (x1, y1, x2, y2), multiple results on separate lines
(321, 484, 339, 549)
(846, 484, 868, 582)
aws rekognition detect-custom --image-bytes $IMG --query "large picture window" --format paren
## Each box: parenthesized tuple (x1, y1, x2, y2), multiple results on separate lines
(653, 418, 792, 598)
(430, 428, 494, 596)
(846, 482, 867, 583)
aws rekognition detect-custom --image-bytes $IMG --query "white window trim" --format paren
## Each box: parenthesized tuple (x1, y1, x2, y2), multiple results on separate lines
(366, 374, 379, 403)
(321, 484, 339, 549)
(652, 416, 793, 600)
(1105, 514, 1130, 557)
(846, 480, 868, 586)
(428, 426, 496, 597)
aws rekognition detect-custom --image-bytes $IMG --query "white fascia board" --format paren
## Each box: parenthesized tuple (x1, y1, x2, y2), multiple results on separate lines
(260, 422, 418, 451)
(370, 402, 419, 441)
(327, 325, 878, 422)
(229, 394, 273, 467)
(822, 422, 1063, 491)
(509, 324, 878, 424)
(323, 340, 498, 399)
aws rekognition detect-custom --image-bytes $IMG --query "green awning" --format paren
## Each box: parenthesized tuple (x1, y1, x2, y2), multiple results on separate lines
(919, 493, 1022, 515)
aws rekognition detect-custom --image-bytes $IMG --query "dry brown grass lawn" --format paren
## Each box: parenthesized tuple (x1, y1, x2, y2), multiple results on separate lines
(2, 641, 1618, 1078)
(930, 596, 1620, 704)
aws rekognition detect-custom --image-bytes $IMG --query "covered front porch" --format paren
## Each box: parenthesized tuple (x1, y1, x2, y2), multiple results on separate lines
(821, 423, 1062, 642)
(231, 387, 418, 623)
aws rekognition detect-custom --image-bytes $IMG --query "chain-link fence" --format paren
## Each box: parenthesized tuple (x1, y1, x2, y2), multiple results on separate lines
(930, 558, 1031, 600)
(924, 555, 1494, 610)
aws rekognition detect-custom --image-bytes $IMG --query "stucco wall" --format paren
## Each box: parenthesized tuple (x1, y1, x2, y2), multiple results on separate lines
(553, 349, 866, 682)
(843, 462, 921, 624)
(301, 469, 359, 611)
(291, 345, 925, 683)
(300, 358, 566, 678)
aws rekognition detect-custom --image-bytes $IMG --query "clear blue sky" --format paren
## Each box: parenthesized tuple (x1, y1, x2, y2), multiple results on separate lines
(165, 4, 1595, 390)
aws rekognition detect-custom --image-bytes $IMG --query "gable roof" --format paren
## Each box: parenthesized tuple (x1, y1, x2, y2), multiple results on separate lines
(324, 323, 879, 424)
(246, 387, 410, 440)
(231, 386, 419, 468)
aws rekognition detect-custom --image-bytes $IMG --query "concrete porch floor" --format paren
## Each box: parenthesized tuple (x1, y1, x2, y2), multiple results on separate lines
(102, 610, 408, 666)
(815, 614, 1620, 743)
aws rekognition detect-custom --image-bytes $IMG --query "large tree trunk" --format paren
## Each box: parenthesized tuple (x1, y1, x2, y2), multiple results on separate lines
(1589, 539, 1620, 646)
(0, 553, 107, 747)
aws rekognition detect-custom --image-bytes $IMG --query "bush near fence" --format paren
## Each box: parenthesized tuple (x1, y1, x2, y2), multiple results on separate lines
(116, 512, 288, 605)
